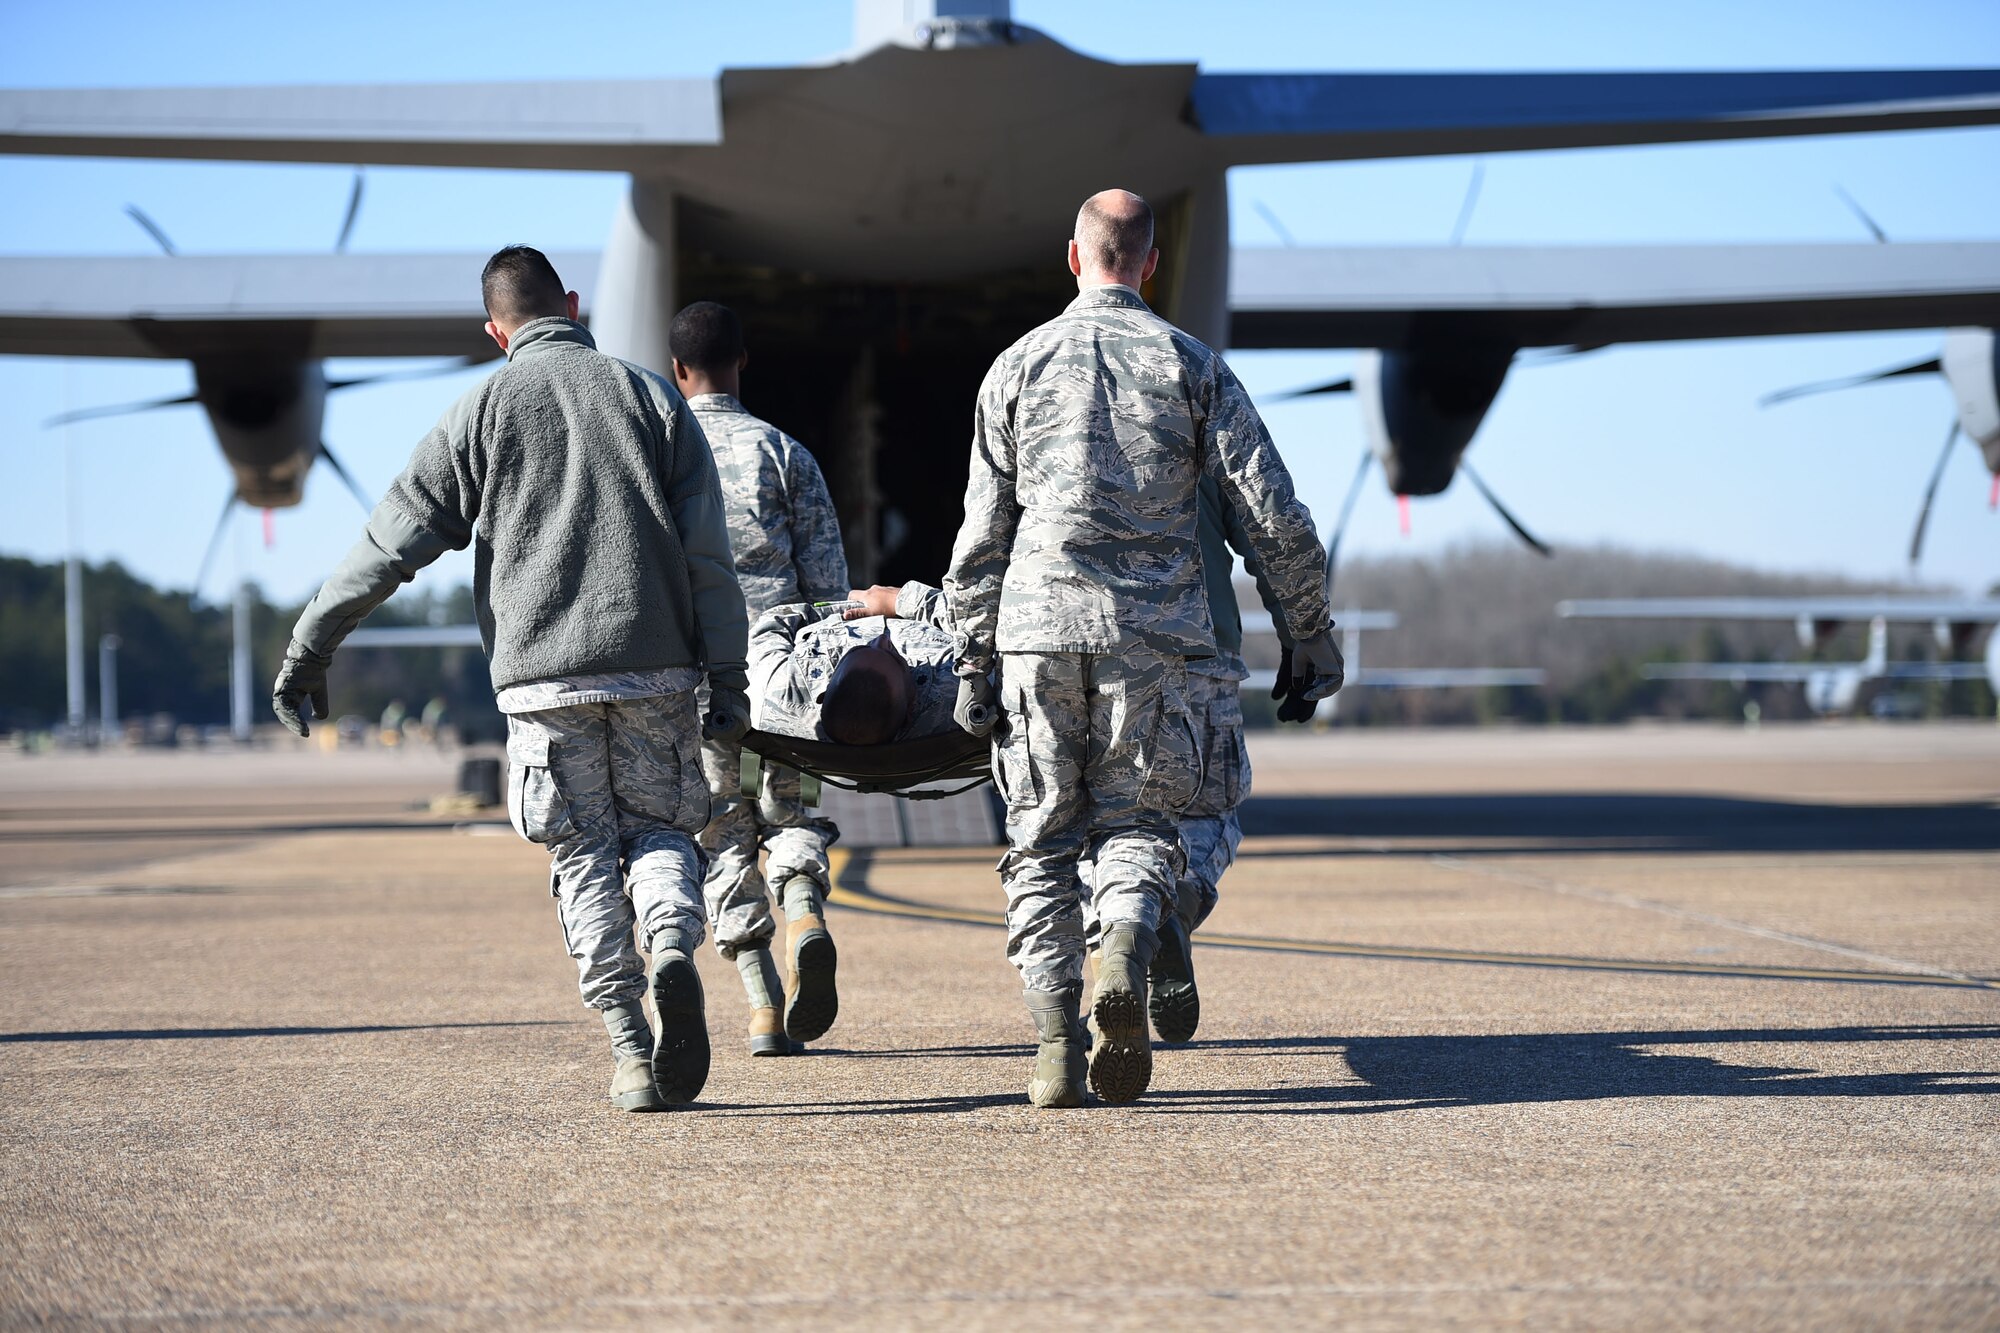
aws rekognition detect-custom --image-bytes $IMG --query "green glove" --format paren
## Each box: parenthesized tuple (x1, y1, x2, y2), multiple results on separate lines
(954, 673, 998, 738)
(272, 641, 333, 738)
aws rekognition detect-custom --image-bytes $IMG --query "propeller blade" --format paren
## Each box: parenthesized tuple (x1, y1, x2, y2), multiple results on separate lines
(44, 391, 200, 428)
(1396, 493, 1412, 537)
(1323, 450, 1373, 598)
(1907, 420, 1961, 568)
(124, 204, 177, 256)
(1832, 184, 1888, 244)
(1459, 462, 1553, 556)
(334, 168, 364, 253)
(1251, 199, 1295, 248)
(1761, 357, 1941, 407)
(324, 356, 482, 391)
(1449, 161, 1485, 246)
(191, 491, 236, 603)
(317, 441, 373, 513)
(262, 508, 276, 549)
(1275, 377, 1354, 400)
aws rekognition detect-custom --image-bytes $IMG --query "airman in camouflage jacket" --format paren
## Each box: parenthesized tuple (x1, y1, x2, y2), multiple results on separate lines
(942, 285, 1329, 676)
(687, 392, 849, 616)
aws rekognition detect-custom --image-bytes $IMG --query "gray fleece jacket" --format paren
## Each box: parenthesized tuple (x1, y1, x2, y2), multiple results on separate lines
(291, 318, 748, 691)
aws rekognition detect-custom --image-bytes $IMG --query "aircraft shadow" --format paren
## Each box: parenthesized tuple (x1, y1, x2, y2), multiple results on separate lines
(735, 1024, 1999, 1118)
(0, 1020, 563, 1043)
(1241, 791, 2000, 855)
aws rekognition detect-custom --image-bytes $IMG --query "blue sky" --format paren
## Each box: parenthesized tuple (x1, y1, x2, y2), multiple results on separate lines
(2, 0, 1997, 606)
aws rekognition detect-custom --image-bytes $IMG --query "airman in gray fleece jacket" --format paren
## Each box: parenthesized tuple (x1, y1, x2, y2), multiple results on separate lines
(272, 247, 749, 1113)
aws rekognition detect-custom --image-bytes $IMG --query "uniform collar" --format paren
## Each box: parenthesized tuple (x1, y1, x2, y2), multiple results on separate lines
(1065, 283, 1151, 315)
(686, 392, 747, 413)
(505, 317, 596, 360)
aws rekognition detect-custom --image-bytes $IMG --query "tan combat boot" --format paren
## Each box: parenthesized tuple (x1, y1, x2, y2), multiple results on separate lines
(779, 877, 839, 1044)
(737, 947, 792, 1057)
(1089, 924, 1158, 1104)
(602, 1002, 665, 1112)
(1025, 987, 1087, 1108)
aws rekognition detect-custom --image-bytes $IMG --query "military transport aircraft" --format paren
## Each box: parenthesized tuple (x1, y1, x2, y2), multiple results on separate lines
(1557, 596, 2000, 715)
(5, 1, 2000, 586)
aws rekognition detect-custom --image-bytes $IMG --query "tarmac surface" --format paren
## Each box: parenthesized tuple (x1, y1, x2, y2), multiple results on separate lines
(1, 723, 1996, 1329)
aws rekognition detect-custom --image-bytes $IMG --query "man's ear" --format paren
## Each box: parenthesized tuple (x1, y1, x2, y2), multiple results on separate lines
(1067, 239, 1083, 278)
(484, 320, 509, 354)
(1140, 248, 1160, 284)
(670, 358, 688, 385)
(737, 349, 750, 375)
(564, 290, 581, 322)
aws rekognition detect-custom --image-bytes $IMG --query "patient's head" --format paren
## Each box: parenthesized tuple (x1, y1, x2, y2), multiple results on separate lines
(821, 631, 912, 746)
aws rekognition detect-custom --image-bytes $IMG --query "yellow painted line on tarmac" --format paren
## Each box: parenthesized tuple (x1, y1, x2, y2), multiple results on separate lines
(824, 849, 2000, 991)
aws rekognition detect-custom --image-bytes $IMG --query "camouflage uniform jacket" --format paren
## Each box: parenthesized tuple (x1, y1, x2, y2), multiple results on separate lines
(747, 587, 958, 742)
(686, 393, 849, 617)
(942, 284, 1329, 676)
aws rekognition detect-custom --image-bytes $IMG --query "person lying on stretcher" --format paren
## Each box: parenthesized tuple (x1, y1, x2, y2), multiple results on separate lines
(748, 582, 978, 746)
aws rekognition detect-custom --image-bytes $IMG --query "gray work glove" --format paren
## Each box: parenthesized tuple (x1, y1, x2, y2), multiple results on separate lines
(704, 671, 752, 744)
(272, 641, 333, 738)
(1292, 630, 1346, 702)
(953, 673, 998, 738)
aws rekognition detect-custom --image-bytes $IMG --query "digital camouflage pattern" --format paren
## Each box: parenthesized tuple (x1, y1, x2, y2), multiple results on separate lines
(994, 649, 1198, 992)
(698, 734, 837, 957)
(495, 666, 691, 714)
(686, 393, 849, 617)
(503, 685, 711, 1009)
(1080, 657, 1246, 944)
(943, 285, 1330, 677)
(748, 600, 960, 742)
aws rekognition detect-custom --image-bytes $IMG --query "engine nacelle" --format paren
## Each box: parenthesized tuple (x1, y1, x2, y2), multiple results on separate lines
(1353, 342, 1515, 496)
(192, 359, 326, 508)
(1942, 327, 2000, 476)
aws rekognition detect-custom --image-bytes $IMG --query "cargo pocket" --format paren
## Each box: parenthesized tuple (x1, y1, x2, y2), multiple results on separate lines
(507, 726, 578, 845)
(1140, 684, 1202, 817)
(1210, 688, 1249, 811)
(675, 720, 712, 832)
(991, 675, 1036, 812)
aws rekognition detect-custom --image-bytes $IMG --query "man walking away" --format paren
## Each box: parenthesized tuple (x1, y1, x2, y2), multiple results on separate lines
(944, 190, 1343, 1108)
(670, 301, 850, 1056)
(272, 247, 750, 1112)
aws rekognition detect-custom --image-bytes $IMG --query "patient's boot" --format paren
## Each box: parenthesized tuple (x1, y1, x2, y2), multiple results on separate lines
(779, 876, 839, 1044)
(1025, 986, 1087, 1108)
(1089, 924, 1158, 1104)
(647, 928, 710, 1105)
(602, 1001, 665, 1112)
(737, 946, 792, 1057)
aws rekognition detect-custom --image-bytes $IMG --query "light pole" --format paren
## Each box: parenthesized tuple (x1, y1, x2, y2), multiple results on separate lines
(98, 634, 121, 745)
(230, 579, 253, 743)
(62, 428, 86, 740)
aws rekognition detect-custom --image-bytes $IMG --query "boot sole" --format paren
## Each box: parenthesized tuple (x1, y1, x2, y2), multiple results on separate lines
(649, 955, 710, 1105)
(1088, 988, 1152, 1104)
(1149, 974, 1199, 1044)
(611, 1085, 667, 1112)
(785, 930, 839, 1043)
(748, 1033, 793, 1057)
(1028, 1077, 1085, 1109)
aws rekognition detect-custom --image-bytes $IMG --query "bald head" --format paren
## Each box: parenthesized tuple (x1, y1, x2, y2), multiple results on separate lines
(1070, 189, 1158, 288)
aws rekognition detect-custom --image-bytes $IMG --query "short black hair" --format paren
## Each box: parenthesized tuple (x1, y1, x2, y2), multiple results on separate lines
(669, 301, 744, 374)
(481, 245, 569, 326)
(822, 646, 908, 747)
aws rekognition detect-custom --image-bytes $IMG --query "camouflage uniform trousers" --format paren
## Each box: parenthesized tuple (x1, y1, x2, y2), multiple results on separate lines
(993, 649, 1200, 993)
(505, 693, 712, 1009)
(1080, 661, 1245, 946)
(698, 735, 836, 958)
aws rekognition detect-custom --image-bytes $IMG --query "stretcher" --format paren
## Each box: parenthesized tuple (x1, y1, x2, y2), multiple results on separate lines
(738, 727, 993, 804)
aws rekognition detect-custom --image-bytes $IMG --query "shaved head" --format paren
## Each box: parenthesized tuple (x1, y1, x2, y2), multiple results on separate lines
(1073, 189, 1155, 282)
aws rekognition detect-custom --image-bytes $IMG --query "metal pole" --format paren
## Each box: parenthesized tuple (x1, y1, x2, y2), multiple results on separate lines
(231, 579, 253, 742)
(63, 434, 86, 739)
(98, 634, 120, 745)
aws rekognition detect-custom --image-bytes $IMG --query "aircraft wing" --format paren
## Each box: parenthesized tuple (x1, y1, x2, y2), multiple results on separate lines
(1881, 662, 1993, 681)
(0, 80, 718, 169)
(1558, 598, 2000, 623)
(1228, 244, 2000, 350)
(1641, 662, 1825, 683)
(1192, 69, 2000, 166)
(343, 626, 486, 649)
(0, 252, 599, 360)
(1244, 667, 1543, 693)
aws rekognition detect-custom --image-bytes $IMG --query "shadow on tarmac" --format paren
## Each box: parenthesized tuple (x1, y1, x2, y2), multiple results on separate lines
(754, 1025, 2000, 1117)
(0, 1021, 564, 1043)
(1241, 792, 2000, 855)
